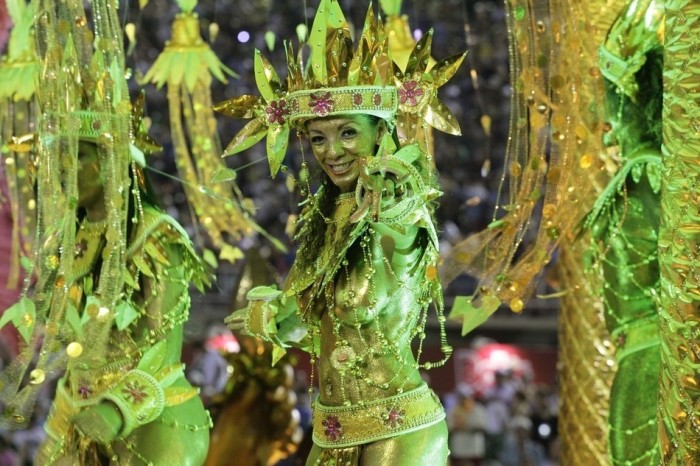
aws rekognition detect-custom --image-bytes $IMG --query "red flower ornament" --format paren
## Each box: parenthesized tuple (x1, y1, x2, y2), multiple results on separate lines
(398, 81, 424, 107)
(322, 415, 343, 441)
(265, 100, 289, 124)
(309, 92, 335, 116)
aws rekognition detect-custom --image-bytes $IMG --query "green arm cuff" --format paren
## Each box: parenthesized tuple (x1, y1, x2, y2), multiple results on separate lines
(224, 285, 282, 342)
(244, 299, 279, 341)
(101, 369, 165, 438)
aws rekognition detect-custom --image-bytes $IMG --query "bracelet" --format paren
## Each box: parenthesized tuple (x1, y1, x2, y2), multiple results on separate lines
(102, 369, 165, 438)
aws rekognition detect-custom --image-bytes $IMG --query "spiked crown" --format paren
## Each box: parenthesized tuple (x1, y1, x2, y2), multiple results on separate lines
(215, 0, 466, 177)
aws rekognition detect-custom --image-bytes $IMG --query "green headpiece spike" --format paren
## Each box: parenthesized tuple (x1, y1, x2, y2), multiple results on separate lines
(307, 0, 348, 85)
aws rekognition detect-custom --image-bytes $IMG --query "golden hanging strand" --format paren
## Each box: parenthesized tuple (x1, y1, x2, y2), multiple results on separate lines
(440, 0, 620, 457)
(0, 0, 40, 289)
(442, 0, 609, 331)
(448, 0, 623, 461)
(0, 0, 133, 428)
(142, 0, 256, 264)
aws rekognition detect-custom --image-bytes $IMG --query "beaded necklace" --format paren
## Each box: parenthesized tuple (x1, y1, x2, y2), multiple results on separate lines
(292, 188, 451, 404)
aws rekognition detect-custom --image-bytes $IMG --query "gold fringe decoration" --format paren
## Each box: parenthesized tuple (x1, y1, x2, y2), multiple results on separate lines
(442, 0, 624, 459)
(442, 0, 609, 333)
(142, 1, 256, 264)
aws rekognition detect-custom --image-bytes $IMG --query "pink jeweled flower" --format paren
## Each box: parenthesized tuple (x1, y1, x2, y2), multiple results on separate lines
(78, 383, 92, 399)
(322, 415, 343, 441)
(122, 380, 147, 404)
(265, 100, 289, 124)
(616, 332, 627, 349)
(398, 81, 424, 107)
(309, 91, 335, 116)
(382, 405, 406, 429)
(352, 93, 364, 106)
(74, 238, 89, 258)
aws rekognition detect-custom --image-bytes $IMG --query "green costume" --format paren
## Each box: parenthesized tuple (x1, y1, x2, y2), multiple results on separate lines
(218, 1, 465, 464)
(287, 146, 448, 465)
(591, 0, 663, 463)
(38, 206, 211, 465)
(0, 1, 213, 464)
(229, 146, 450, 466)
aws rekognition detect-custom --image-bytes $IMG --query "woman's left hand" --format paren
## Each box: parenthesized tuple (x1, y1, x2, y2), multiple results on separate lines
(351, 156, 411, 223)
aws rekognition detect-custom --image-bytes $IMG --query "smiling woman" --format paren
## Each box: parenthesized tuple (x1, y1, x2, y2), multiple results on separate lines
(218, 1, 466, 464)
(307, 115, 385, 193)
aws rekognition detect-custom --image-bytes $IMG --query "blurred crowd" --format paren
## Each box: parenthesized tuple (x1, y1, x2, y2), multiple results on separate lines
(444, 371, 559, 466)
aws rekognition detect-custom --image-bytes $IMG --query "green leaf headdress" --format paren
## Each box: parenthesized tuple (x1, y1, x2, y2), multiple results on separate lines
(215, 0, 467, 177)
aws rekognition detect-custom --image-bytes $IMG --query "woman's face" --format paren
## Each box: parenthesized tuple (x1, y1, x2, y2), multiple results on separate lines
(306, 114, 385, 193)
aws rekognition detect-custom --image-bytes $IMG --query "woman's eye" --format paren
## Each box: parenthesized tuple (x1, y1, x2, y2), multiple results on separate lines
(310, 136, 325, 145)
(341, 128, 357, 138)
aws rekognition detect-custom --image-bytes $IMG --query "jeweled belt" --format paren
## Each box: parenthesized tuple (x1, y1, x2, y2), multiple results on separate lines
(312, 382, 445, 448)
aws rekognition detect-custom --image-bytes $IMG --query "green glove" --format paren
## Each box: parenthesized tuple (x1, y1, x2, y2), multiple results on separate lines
(72, 401, 123, 444)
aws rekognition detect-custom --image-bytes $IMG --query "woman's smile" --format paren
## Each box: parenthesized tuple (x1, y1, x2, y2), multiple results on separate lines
(327, 160, 355, 175)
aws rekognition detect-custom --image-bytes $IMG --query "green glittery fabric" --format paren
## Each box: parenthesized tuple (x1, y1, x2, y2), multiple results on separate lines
(589, 0, 663, 463)
(593, 172, 661, 465)
(658, 1, 700, 460)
